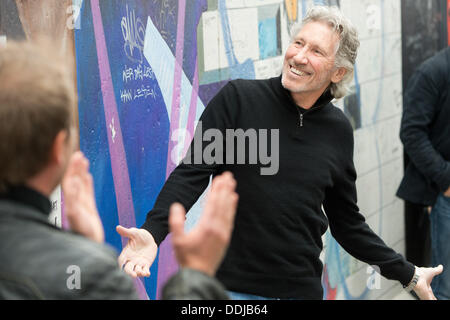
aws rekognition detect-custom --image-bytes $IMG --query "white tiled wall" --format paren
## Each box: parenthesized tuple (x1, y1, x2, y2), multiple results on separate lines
(324, 0, 406, 300)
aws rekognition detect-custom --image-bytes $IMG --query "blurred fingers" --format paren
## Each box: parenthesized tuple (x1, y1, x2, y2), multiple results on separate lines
(169, 203, 186, 239)
(134, 264, 143, 276)
(143, 264, 151, 277)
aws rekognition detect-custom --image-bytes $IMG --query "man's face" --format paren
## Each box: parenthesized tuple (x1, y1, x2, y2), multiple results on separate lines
(281, 21, 342, 100)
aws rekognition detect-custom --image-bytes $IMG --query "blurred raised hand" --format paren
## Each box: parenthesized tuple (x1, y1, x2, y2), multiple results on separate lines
(169, 172, 238, 276)
(62, 151, 104, 243)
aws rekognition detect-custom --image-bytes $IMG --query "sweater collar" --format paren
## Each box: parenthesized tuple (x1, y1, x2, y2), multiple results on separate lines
(0, 185, 51, 217)
(270, 75, 334, 111)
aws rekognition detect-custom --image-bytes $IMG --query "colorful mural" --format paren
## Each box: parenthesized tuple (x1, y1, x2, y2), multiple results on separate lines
(74, 0, 297, 299)
(72, 0, 429, 300)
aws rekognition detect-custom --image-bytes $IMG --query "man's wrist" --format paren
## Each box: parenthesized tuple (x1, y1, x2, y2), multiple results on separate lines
(404, 266, 420, 292)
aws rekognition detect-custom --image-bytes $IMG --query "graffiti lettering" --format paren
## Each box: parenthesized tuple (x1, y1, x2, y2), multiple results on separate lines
(120, 86, 156, 103)
(122, 64, 154, 83)
(121, 5, 146, 63)
(134, 85, 156, 100)
(120, 89, 133, 103)
(123, 66, 134, 83)
(134, 64, 154, 81)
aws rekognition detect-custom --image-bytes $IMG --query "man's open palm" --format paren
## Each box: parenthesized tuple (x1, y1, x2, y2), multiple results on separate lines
(116, 226, 158, 278)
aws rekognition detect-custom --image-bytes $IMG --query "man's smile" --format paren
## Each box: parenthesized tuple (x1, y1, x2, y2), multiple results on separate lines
(289, 65, 312, 77)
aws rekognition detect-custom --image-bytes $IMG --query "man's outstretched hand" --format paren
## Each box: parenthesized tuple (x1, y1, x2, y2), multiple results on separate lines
(413, 265, 444, 300)
(62, 151, 104, 243)
(169, 172, 238, 276)
(116, 226, 158, 278)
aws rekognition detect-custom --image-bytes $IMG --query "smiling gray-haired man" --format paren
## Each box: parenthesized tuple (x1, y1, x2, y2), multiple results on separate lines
(118, 6, 443, 300)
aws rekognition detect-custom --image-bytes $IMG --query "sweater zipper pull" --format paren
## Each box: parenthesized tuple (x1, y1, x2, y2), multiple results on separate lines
(299, 113, 304, 127)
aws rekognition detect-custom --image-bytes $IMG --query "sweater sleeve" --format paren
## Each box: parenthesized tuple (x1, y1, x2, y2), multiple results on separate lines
(141, 82, 239, 245)
(323, 123, 415, 287)
(400, 66, 450, 192)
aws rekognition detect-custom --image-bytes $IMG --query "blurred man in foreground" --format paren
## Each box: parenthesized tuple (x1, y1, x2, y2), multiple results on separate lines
(0, 40, 238, 299)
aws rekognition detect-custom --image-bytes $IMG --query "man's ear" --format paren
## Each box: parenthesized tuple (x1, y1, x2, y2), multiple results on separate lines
(51, 130, 69, 165)
(331, 67, 347, 84)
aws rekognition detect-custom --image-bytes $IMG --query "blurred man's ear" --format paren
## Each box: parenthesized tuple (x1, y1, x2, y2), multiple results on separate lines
(51, 130, 70, 166)
(331, 67, 347, 84)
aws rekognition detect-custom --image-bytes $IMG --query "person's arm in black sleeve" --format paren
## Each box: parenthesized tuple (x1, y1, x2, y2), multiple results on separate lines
(400, 66, 450, 193)
(323, 124, 416, 287)
(141, 81, 239, 245)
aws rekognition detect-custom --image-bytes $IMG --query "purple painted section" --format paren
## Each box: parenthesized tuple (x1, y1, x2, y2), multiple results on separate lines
(90, 0, 147, 300)
(184, 60, 199, 156)
(199, 80, 229, 106)
(156, 0, 187, 299)
(165, 0, 187, 176)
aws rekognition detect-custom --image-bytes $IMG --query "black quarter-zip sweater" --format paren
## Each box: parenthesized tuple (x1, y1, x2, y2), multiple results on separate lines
(142, 76, 415, 299)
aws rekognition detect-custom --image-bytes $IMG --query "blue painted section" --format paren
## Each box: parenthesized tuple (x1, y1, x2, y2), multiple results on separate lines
(75, 0, 172, 299)
(259, 17, 278, 59)
(75, 0, 123, 254)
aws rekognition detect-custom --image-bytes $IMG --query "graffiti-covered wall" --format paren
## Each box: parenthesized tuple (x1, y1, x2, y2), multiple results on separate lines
(73, 0, 410, 300)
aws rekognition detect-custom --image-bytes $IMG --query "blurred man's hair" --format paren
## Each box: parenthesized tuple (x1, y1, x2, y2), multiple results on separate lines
(0, 40, 76, 193)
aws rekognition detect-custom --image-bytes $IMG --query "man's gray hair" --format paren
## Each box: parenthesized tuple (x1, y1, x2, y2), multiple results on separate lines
(290, 6, 360, 99)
